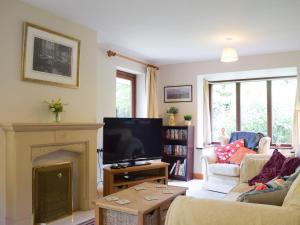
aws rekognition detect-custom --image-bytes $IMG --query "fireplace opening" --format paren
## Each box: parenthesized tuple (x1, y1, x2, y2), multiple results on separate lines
(33, 162, 72, 224)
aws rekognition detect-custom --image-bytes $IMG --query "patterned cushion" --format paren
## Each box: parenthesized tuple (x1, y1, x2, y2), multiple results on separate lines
(229, 147, 257, 165)
(215, 139, 245, 163)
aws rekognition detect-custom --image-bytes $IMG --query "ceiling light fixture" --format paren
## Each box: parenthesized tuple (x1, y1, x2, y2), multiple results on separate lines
(221, 38, 239, 62)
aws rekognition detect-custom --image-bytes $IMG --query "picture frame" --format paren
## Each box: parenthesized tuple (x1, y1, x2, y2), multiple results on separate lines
(164, 85, 193, 103)
(21, 22, 80, 88)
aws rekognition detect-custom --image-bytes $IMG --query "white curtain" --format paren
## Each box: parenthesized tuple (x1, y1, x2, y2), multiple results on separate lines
(292, 74, 300, 156)
(203, 79, 212, 145)
(146, 67, 158, 118)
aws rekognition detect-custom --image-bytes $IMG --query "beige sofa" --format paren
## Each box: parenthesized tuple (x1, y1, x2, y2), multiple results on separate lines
(165, 154, 300, 225)
(201, 137, 271, 193)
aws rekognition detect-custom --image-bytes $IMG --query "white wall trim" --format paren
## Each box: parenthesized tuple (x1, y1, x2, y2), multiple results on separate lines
(200, 67, 298, 82)
(0, 130, 5, 224)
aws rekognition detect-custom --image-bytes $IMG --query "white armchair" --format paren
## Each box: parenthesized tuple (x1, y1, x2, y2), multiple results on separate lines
(201, 136, 271, 193)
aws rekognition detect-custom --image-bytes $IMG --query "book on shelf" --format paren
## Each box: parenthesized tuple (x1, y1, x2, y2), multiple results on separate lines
(169, 163, 176, 175)
(175, 160, 180, 175)
(164, 145, 187, 156)
(165, 128, 187, 141)
(170, 159, 187, 177)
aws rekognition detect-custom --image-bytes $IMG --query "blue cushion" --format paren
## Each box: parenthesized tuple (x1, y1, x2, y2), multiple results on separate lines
(229, 131, 264, 149)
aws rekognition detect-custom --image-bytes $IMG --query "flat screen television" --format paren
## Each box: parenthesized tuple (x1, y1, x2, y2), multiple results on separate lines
(103, 118, 163, 165)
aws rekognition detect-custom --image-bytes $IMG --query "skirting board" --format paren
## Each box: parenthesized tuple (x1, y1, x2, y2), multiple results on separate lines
(78, 219, 95, 225)
(192, 173, 203, 179)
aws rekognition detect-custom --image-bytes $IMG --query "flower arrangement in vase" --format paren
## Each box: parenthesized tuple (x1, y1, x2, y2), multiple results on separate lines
(166, 106, 178, 126)
(45, 99, 66, 122)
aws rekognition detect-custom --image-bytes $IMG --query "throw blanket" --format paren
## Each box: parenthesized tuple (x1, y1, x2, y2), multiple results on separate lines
(229, 131, 264, 150)
(165, 196, 300, 225)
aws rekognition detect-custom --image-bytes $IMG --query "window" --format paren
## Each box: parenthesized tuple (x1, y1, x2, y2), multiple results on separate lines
(116, 70, 136, 117)
(272, 79, 297, 144)
(211, 83, 236, 141)
(240, 81, 267, 135)
(209, 77, 297, 145)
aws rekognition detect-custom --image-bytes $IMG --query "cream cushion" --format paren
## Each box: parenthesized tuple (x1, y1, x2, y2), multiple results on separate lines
(283, 173, 300, 209)
(240, 154, 270, 183)
(209, 163, 240, 177)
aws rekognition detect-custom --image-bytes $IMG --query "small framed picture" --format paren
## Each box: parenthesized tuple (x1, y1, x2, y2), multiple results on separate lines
(21, 22, 80, 88)
(164, 85, 192, 103)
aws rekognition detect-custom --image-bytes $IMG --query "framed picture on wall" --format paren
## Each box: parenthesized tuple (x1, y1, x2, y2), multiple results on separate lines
(164, 85, 193, 103)
(21, 22, 80, 88)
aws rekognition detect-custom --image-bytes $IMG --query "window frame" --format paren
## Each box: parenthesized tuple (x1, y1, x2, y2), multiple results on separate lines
(116, 70, 137, 118)
(208, 75, 297, 147)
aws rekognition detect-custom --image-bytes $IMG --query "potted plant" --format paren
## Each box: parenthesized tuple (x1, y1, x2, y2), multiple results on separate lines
(45, 98, 66, 122)
(184, 114, 192, 126)
(166, 107, 178, 126)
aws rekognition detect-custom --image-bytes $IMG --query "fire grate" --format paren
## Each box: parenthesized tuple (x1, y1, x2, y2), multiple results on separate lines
(33, 162, 72, 224)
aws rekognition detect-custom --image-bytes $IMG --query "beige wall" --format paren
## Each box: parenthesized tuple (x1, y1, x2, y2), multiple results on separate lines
(96, 48, 147, 146)
(0, 0, 149, 221)
(0, 0, 98, 222)
(158, 51, 300, 173)
(0, 0, 98, 123)
(96, 48, 147, 123)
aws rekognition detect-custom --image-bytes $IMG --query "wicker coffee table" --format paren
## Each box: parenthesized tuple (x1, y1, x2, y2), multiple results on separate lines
(94, 182, 188, 225)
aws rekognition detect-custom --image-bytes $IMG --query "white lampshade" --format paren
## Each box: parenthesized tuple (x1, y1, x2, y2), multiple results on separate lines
(221, 47, 239, 62)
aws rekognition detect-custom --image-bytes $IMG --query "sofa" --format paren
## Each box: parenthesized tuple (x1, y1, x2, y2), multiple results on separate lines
(201, 136, 271, 193)
(165, 154, 300, 225)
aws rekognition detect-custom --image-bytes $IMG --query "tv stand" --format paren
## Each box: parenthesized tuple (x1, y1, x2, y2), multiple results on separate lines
(127, 161, 151, 167)
(123, 174, 144, 181)
(103, 162, 168, 196)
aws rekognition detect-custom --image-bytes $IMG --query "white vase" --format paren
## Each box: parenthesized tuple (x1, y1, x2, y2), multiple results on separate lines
(184, 120, 191, 126)
(53, 112, 61, 123)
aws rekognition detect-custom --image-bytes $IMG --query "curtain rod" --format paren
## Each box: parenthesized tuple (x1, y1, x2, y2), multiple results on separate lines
(208, 75, 297, 84)
(106, 50, 159, 70)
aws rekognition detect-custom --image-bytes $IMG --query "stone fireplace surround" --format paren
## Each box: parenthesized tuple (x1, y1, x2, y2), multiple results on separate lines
(0, 123, 103, 225)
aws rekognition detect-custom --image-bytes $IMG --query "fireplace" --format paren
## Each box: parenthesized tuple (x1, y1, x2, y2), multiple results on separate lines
(0, 123, 103, 225)
(33, 162, 72, 224)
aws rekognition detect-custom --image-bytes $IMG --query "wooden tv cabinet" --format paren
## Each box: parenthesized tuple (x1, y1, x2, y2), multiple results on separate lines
(103, 162, 169, 196)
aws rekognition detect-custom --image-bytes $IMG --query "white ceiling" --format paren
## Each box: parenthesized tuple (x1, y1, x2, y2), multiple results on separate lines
(22, 0, 300, 65)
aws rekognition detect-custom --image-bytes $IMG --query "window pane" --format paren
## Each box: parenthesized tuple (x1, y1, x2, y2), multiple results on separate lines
(241, 81, 267, 135)
(116, 77, 132, 117)
(272, 79, 297, 144)
(211, 83, 236, 141)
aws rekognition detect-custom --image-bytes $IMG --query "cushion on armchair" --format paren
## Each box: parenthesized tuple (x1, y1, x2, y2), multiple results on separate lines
(215, 139, 245, 163)
(229, 147, 257, 165)
(229, 131, 265, 150)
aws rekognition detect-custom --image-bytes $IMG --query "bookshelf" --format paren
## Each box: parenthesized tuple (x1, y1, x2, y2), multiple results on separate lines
(162, 125, 194, 181)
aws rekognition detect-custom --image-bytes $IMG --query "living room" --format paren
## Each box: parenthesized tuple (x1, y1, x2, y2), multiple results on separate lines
(1, 0, 300, 225)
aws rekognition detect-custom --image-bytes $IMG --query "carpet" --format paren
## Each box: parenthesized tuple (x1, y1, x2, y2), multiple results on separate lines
(169, 179, 226, 199)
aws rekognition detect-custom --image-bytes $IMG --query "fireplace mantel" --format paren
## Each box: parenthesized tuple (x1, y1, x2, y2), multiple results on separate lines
(0, 122, 103, 132)
(0, 122, 103, 225)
